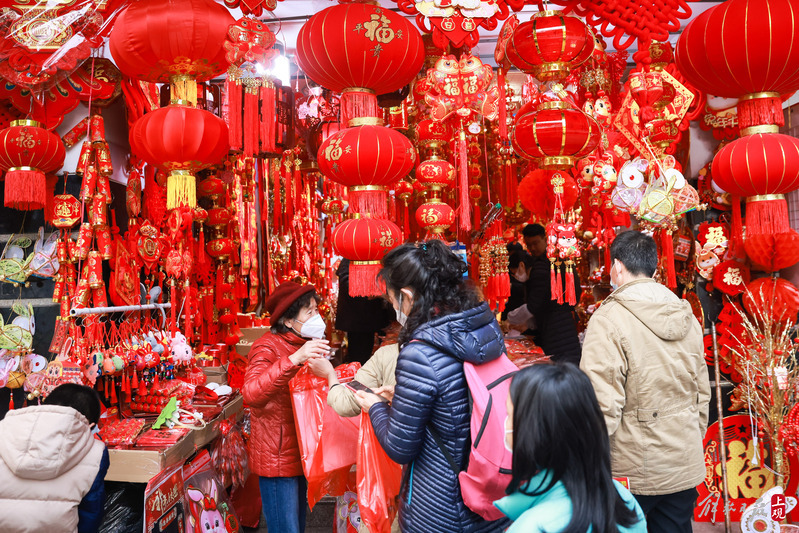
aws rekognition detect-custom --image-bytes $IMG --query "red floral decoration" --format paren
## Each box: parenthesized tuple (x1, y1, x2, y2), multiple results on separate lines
(742, 277, 799, 326)
(130, 105, 230, 209)
(675, 0, 799, 131)
(317, 123, 417, 218)
(511, 101, 601, 169)
(332, 217, 402, 296)
(505, 10, 594, 82)
(0, 120, 66, 210)
(295, 3, 424, 125)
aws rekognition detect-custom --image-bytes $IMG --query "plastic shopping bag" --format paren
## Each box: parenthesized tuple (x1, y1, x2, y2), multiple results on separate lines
(290, 363, 361, 508)
(357, 414, 403, 533)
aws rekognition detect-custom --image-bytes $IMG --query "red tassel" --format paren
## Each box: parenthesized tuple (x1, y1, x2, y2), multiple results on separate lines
(350, 189, 388, 217)
(110, 380, 118, 404)
(341, 88, 379, 125)
(550, 260, 561, 302)
(226, 78, 242, 151)
(497, 67, 508, 140)
(737, 96, 784, 130)
(458, 131, 471, 232)
(745, 196, 790, 237)
(564, 263, 576, 306)
(8, 394, 13, 410)
(138, 378, 147, 397)
(244, 89, 259, 157)
(153, 372, 160, 389)
(349, 261, 382, 297)
(403, 203, 410, 241)
(4, 169, 46, 210)
(661, 229, 677, 289)
(260, 83, 276, 153)
(132, 370, 139, 390)
(273, 160, 282, 228)
(730, 195, 744, 258)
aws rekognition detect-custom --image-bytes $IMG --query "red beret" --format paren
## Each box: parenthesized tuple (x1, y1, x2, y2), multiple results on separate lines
(265, 282, 316, 324)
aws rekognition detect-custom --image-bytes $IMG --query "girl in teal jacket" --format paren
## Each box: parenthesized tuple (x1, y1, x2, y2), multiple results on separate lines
(495, 364, 648, 533)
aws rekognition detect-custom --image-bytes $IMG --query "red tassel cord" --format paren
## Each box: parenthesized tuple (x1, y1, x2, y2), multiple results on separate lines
(260, 82, 276, 154)
(564, 262, 576, 306)
(550, 259, 562, 303)
(244, 88, 259, 157)
(497, 67, 508, 141)
(737, 95, 784, 130)
(349, 189, 388, 218)
(349, 262, 382, 297)
(660, 228, 677, 289)
(730, 195, 744, 258)
(272, 159, 282, 229)
(340, 88, 380, 126)
(745, 196, 790, 237)
(457, 130, 472, 232)
(226, 78, 243, 151)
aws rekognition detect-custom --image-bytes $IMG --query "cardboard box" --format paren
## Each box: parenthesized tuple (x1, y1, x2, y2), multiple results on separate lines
(105, 394, 245, 483)
(202, 364, 228, 385)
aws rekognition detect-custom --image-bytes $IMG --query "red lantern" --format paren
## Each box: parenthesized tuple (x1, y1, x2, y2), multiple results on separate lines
(416, 119, 453, 147)
(742, 277, 799, 325)
(207, 238, 234, 261)
(416, 198, 455, 238)
(109, 0, 233, 84)
(675, 0, 799, 130)
(511, 102, 601, 169)
(711, 133, 799, 236)
(517, 169, 580, 220)
(197, 177, 226, 200)
(416, 159, 455, 192)
(130, 105, 229, 209)
(745, 231, 799, 272)
(295, 3, 424, 124)
(317, 123, 416, 217)
(332, 216, 401, 297)
(506, 10, 594, 82)
(0, 120, 65, 210)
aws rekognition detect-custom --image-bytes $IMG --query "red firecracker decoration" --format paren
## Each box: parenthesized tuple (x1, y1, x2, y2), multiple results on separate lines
(295, 3, 424, 125)
(0, 120, 66, 210)
(332, 217, 402, 296)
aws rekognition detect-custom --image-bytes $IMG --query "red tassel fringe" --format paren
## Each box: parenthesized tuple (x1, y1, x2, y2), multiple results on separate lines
(550, 260, 562, 303)
(497, 68, 508, 140)
(737, 96, 784, 130)
(564, 264, 576, 306)
(745, 196, 790, 236)
(661, 229, 677, 289)
(341, 89, 379, 126)
(458, 132, 471, 232)
(731, 195, 744, 258)
(5, 169, 46, 210)
(244, 90, 259, 157)
(350, 189, 387, 218)
(260, 84, 276, 154)
(226, 79, 242, 151)
(349, 262, 382, 297)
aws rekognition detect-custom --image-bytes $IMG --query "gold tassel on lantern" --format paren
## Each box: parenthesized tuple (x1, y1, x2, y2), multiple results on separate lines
(167, 170, 196, 209)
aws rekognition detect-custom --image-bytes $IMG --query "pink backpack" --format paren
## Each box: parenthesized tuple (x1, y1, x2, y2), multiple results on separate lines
(430, 353, 518, 521)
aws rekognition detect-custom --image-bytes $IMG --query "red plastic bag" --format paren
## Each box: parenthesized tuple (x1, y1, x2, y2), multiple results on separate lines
(357, 415, 403, 533)
(290, 363, 361, 508)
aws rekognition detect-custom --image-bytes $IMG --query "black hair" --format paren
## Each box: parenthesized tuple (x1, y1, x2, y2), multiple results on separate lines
(271, 291, 321, 334)
(506, 242, 524, 255)
(379, 239, 480, 345)
(507, 363, 640, 533)
(609, 230, 658, 278)
(43, 383, 102, 426)
(508, 251, 534, 271)
(522, 224, 546, 238)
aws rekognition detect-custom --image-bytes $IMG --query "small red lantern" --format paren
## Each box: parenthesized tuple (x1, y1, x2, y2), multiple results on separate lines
(207, 238, 234, 261)
(205, 207, 232, 229)
(395, 180, 414, 203)
(742, 277, 799, 325)
(317, 123, 416, 217)
(416, 159, 455, 192)
(511, 102, 601, 169)
(295, 3, 424, 125)
(198, 177, 226, 200)
(0, 120, 65, 210)
(416, 119, 453, 148)
(332, 216, 402, 297)
(416, 198, 455, 238)
(130, 104, 229, 209)
(506, 10, 595, 82)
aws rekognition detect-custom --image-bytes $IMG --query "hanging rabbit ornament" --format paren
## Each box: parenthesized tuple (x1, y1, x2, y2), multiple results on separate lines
(543, 172, 581, 306)
(611, 157, 648, 213)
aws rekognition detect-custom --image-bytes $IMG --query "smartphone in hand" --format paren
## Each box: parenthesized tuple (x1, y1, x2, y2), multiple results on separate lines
(344, 381, 389, 402)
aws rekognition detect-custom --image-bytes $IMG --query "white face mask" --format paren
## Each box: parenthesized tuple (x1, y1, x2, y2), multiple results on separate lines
(396, 292, 409, 327)
(515, 269, 529, 283)
(504, 415, 513, 453)
(295, 313, 326, 339)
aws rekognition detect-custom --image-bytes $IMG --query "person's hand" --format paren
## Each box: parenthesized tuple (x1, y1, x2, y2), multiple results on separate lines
(372, 385, 394, 403)
(289, 339, 330, 366)
(307, 357, 335, 380)
(354, 390, 384, 413)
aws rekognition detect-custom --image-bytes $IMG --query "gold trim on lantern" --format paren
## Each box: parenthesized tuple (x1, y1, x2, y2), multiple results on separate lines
(350, 185, 387, 192)
(170, 74, 198, 107)
(170, 99, 192, 107)
(351, 260, 382, 266)
(534, 9, 565, 18)
(747, 194, 785, 202)
(741, 125, 779, 136)
(348, 117, 385, 127)
(343, 87, 376, 95)
(8, 166, 37, 172)
(10, 119, 42, 128)
(540, 156, 576, 169)
(740, 92, 781, 101)
(170, 169, 193, 177)
(536, 62, 570, 81)
(538, 100, 571, 111)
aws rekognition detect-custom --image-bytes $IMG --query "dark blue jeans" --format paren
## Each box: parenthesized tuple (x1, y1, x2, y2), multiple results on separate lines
(259, 475, 307, 533)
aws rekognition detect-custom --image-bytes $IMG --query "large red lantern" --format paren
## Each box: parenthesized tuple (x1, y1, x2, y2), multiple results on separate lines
(711, 133, 799, 236)
(332, 216, 401, 297)
(295, 3, 424, 124)
(0, 120, 65, 210)
(130, 105, 229, 209)
(675, 0, 799, 131)
(742, 277, 799, 326)
(506, 10, 594, 82)
(109, 0, 233, 102)
(416, 198, 455, 238)
(744, 231, 799, 273)
(511, 101, 601, 169)
(317, 123, 417, 217)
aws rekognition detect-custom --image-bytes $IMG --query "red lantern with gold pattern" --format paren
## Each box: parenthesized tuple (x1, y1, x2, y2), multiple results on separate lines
(0, 120, 65, 210)
(506, 10, 595, 82)
(130, 104, 229, 209)
(295, 3, 424, 125)
(416, 198, 455, 238)
(416, 119, 453, 148)
(511, 102, 601, 169)
(318, 123, 416, 217)
(332, 216, 402, 297)
(416, 159, 455, 192)
(742, 277, 799, 325)
(675, 0, 799, 130)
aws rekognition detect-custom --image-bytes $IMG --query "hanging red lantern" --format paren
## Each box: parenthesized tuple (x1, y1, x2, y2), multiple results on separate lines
(506, 10, 594, 82)
(317, 123, 417, 217)
(130, 104, 230, 209)
(742, 277, 799, 325)
(675, 0, 799, 131)
(416, 198, 455, 238)
(332, 216, 401, 297)
(710, 133, 799, 236)
(744, 231, 799, 273)
(517, 169, 580, 220)
(295, 3, 424, 125)
(0, 120, 65, 210)
(511, 102, 601, 169)
(416, 159, 455, 192)
(109, 0, 234, 102)
(416, 119, 453, 148)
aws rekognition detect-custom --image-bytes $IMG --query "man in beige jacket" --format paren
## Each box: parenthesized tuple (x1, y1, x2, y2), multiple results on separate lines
(580, 230, 710, 533)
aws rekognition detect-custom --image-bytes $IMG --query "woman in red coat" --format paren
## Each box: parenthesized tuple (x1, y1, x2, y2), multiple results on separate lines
(243, 282, 330, 533)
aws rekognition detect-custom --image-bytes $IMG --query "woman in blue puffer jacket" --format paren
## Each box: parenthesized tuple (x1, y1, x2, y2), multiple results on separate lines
(355, 240, 508, 533)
